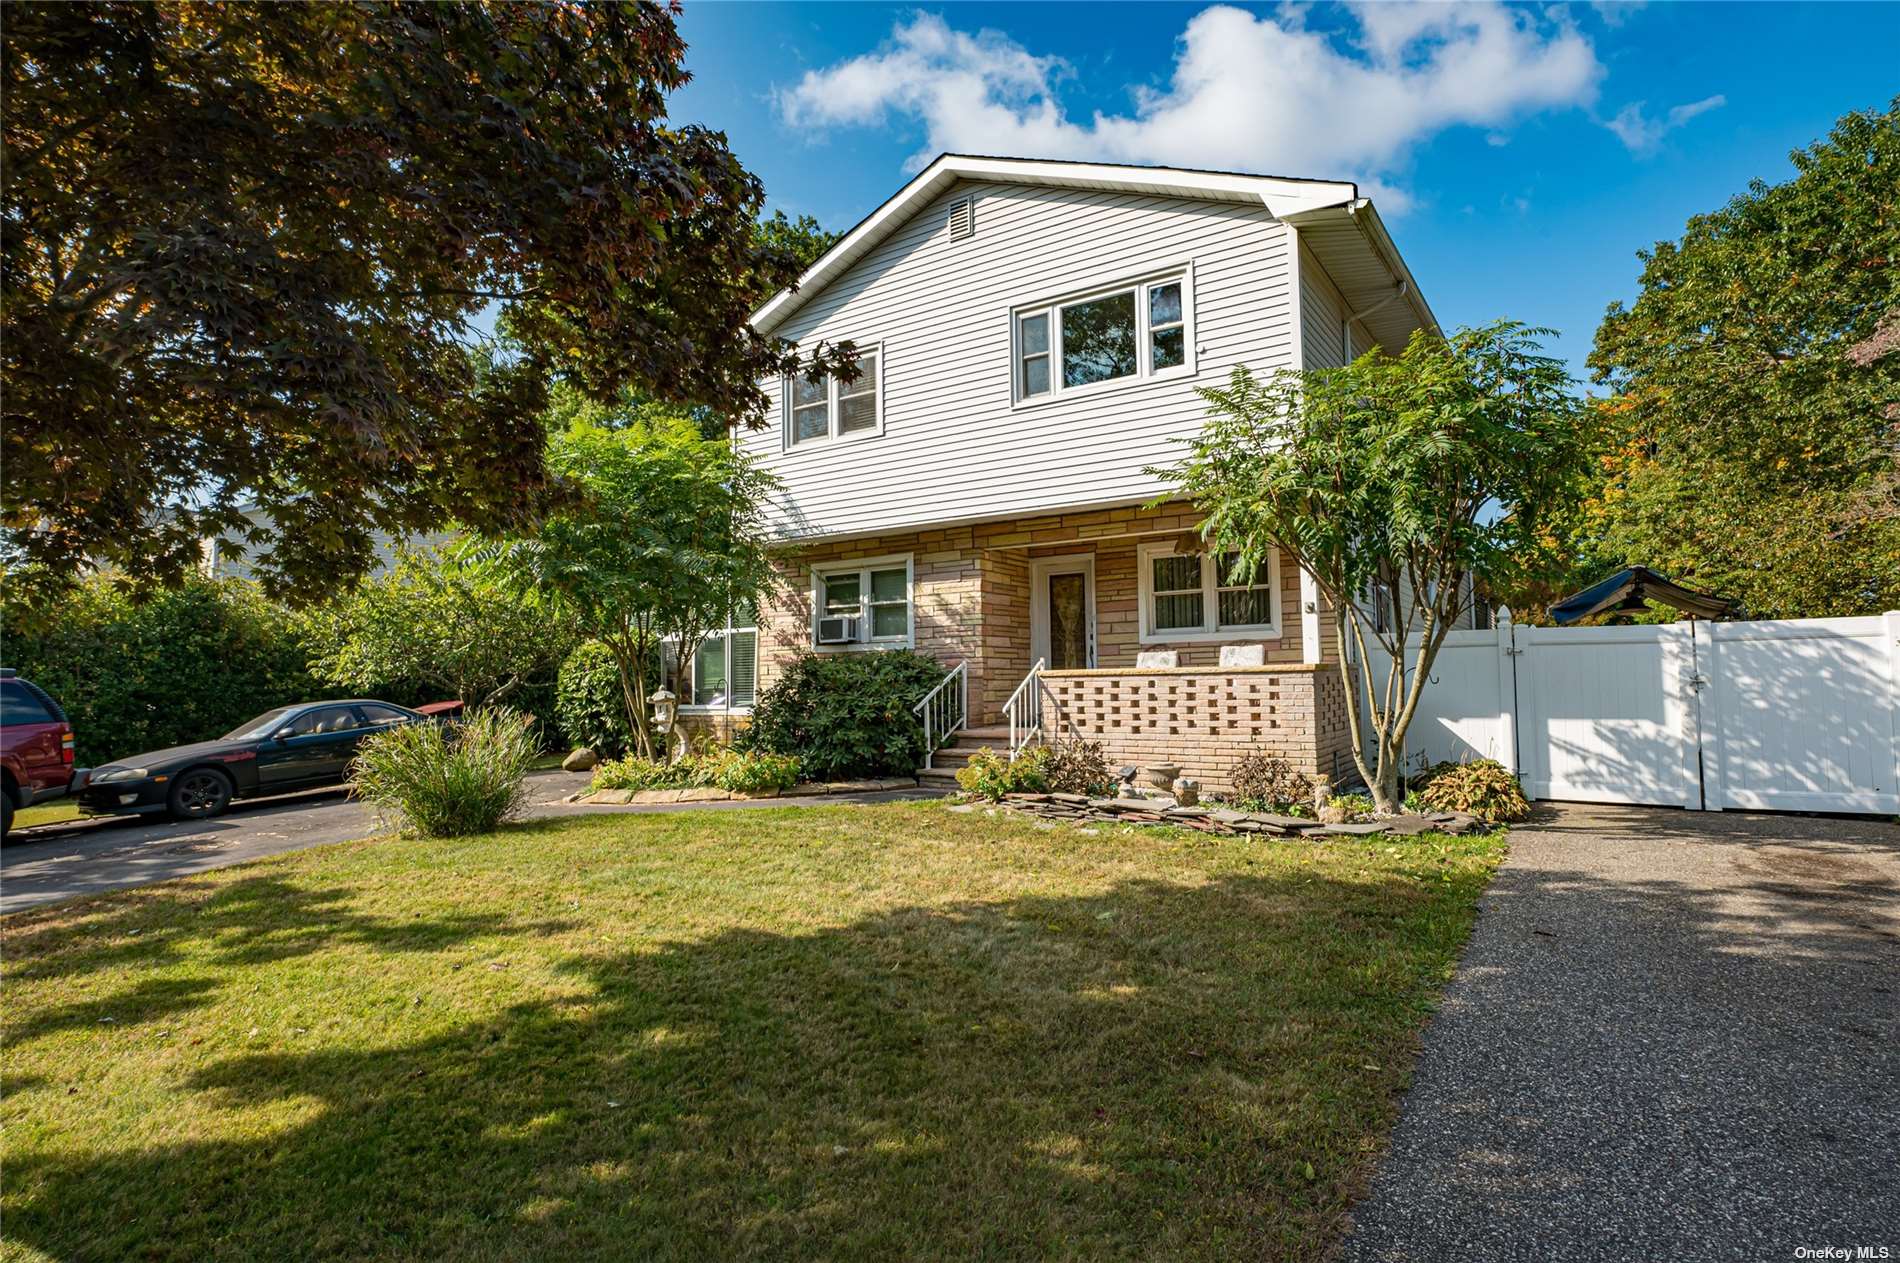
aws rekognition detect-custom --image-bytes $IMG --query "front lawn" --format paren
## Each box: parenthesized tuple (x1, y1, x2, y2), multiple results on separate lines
(1, 804, 1503, 1261)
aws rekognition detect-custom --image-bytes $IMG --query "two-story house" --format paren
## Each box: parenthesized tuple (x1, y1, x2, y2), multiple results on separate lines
(681, 155, 1440, 792)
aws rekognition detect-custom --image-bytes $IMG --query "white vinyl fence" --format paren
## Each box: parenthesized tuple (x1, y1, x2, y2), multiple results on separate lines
(1362, 612, 1900, 814)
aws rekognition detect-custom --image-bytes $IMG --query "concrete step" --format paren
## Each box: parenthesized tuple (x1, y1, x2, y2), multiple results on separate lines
(917, 766, 960, 784)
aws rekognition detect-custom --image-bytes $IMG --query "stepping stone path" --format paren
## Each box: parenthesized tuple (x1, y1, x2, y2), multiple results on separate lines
(991, 794, 1489, 837)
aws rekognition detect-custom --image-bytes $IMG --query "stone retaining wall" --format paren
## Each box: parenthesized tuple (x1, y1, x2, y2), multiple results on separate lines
(1038, 664, 1356, 794)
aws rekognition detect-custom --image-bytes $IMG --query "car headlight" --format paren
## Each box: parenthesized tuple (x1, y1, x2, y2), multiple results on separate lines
(90, 766, 149, 783)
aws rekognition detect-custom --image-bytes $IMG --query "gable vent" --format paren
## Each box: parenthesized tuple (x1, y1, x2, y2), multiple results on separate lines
(946, 196, 975, 241)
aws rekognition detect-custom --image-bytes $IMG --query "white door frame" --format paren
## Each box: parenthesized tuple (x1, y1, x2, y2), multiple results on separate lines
(1029, 554, 1097, 669)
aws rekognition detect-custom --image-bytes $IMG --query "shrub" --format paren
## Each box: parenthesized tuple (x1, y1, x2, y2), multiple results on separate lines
(2, 576, 323, 765)
(1419, 759, 1530, 823)
(591, 748, 801, 796)
(1228, 752, 1314, 813)
(350, 706, 538, 837)
(1044, 738, 1112, 796)
(956, 745, 1052, 800)
(555, 641, 634, 758)
(739, 650, 948, 780)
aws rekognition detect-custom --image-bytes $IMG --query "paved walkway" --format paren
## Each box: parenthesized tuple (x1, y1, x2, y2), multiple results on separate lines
(1344, 803, 1900, 1261)
(1, 772, 937, 914)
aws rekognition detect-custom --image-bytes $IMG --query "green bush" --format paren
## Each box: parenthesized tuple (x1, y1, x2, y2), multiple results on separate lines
(738, 650, 948, 780)
(554, 641, 634, 758)
(1044, 738, 1112, 796)
(955, 745, 1052, 800)
(350, 706, 538, 837)
(591, 748, 800, 795)
(1419, 759, 1530, 823)
(2, 576, 324, 766)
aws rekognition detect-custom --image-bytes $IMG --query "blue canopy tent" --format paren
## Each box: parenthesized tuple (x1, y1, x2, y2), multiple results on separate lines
(1547, 565, 1741, 626)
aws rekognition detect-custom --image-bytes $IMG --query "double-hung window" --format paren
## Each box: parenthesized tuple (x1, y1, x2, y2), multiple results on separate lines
(812, 555, 912, 647)
(1014, 270, 1192, 403)
(785, 345, 882, 447)
(1137, 543, 1280, 642)
(680, 604, 759, 709)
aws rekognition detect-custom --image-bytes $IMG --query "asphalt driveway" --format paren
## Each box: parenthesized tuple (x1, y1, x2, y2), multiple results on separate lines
(1344, 803, 1900, 1261)
(1, 772, 936, 914)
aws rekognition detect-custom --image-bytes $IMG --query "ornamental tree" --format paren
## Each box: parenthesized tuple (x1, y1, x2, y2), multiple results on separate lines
(1162, 322, 1587, 813)
(301, 545, 573, 711)
(1, 2, 848, 604)
(504, 401, 778, 759)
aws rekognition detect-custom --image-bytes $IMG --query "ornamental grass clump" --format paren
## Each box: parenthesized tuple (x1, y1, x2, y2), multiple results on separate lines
(350, 706, 538, 837)
(591, 749, 800, 795)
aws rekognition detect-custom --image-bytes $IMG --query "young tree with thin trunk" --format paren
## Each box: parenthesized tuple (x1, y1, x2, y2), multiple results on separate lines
(1161, 321, 1587, 813)
(503, 402, 778, 760)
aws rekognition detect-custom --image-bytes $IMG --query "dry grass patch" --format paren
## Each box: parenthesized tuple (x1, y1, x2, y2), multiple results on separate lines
(1, 803, 1503, 1261)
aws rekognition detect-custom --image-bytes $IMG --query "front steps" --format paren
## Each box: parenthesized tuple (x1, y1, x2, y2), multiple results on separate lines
(917, 725, 1017, 787)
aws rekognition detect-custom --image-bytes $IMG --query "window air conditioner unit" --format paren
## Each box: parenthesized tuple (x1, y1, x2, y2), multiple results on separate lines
(817, 614, 860, 644)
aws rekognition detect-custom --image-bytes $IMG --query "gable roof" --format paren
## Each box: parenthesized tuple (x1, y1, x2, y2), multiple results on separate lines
(751, 154, 1437, 346)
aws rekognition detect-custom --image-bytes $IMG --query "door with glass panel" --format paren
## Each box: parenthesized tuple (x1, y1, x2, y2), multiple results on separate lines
(1031, 557, 1095, 670)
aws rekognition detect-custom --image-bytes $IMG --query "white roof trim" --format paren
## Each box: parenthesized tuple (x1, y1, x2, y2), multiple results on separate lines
(751, 154, 1360, 337)
(1282, 198, 1441, 349)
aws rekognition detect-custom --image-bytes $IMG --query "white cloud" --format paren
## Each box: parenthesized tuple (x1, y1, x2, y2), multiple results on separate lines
(1604, 93, 1727, 152)
(776, 4, 1605, 209)
(1589, 0, 1649, 29)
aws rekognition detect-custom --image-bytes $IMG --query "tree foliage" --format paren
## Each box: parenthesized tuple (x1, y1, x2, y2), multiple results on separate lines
(1163, 322, 1587, 811)
(1579, 97, 1900, 618)
(302, 545, 573, 711)
(2, 2, 849, 603)
(506, 402, 778, 759)
(1, 576, 322, 765)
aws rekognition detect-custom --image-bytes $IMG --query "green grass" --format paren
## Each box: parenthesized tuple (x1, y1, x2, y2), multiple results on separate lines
(1, 804, 1505, 1262)
(9, 800, 82, 830)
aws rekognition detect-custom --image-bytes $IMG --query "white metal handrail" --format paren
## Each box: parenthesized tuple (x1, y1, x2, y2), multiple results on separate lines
(1003, 658, 1045, 760)
(913, 660, 968, 770)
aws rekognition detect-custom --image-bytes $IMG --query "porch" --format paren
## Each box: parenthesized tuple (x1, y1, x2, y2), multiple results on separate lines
(759, 500, 1355, 792)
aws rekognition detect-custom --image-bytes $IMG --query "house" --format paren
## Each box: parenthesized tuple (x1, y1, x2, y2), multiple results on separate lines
(683, 155, 1442, 792)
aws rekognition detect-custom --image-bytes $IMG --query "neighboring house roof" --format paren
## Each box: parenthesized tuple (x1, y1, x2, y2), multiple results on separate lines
(750, 153, 1439, 352)
(1547, 565, 1743, 625)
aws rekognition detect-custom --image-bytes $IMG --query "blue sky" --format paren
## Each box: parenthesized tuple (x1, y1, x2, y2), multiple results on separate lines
(669, 1, 1898, 383)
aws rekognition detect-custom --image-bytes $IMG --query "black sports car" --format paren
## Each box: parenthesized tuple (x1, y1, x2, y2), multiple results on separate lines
(76, 700, 432, 822)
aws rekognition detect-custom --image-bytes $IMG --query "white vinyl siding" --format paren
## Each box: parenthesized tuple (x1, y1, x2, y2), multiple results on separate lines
(744, 183, 1297, 539)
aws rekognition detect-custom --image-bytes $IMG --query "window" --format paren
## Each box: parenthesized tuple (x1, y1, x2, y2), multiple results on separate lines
(1137, 543, 1280, 642)
(356, 703, 409, 726)
(0, 682, 53, 727)
(1014, 270, 1191, 403)
(678, 605, 759, 710)
(811, 555, 913, 647)
(785, 345, 882, 447)
(291, 706, 360, 736)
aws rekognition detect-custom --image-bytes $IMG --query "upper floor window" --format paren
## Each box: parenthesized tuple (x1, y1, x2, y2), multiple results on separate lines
(785, 345, 882, 448)
(1014, 270, 1192, 404)
(1136, 542, 1279, 643)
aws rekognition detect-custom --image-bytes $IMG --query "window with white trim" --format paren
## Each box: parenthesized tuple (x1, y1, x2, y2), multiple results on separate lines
(671, 604, 759, 710)
(784, 345, 882, 447)
(1014, 271, 1191, 403)
(811, 555, 912, 647)
(1137, 542, 1280, 642)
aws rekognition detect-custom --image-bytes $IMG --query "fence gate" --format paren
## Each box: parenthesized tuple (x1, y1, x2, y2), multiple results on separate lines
(1363, 612, 1900, 814)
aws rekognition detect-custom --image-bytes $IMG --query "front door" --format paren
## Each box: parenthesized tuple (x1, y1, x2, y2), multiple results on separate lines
(1031, 555, 1095, 670)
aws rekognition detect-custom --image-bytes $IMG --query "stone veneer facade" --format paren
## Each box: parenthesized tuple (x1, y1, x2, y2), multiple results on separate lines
(735, 500, 1352, 784)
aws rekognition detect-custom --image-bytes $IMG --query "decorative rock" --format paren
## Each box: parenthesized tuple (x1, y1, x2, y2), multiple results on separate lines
(1321, 822, 1389, 836)
(1208, 809, 1249, 824)
(1318, 804, 1352, 825)
(1381, 814, 1441, 836)
(1163, 806, 1209, 819)
(1218, 643, 1266, 667)
(1004, 792, 1053, 803)
(1115, 766, 1139, 784)
(562, 748, 599, 773)
(1173, 777, 1200, 806)
(1247, 812, 1318, 831)
(1087, 798, 1123, 811)
(1050, 793, 1089, 804)
(584, 788, 634, 804)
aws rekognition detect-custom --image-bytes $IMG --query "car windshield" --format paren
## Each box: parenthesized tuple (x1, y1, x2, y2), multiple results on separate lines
(223, 707, 300, 740)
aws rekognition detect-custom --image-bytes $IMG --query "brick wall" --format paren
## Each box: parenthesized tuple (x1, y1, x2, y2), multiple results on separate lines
(1038, 664, 1342, 794)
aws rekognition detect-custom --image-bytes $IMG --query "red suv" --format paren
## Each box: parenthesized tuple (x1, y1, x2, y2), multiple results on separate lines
(1, 669, 77, 838)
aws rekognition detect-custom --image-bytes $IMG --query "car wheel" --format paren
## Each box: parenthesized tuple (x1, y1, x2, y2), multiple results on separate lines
(166, 768, 233, 821)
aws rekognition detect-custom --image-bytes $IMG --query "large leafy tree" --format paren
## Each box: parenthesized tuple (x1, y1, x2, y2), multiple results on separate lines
(1581, 98, 1900, 618)
(2, 2, 846, 603)
(1164, 323, 1587, 812)
(302, 545, 573, 711)
(507, 400, 778, 759)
